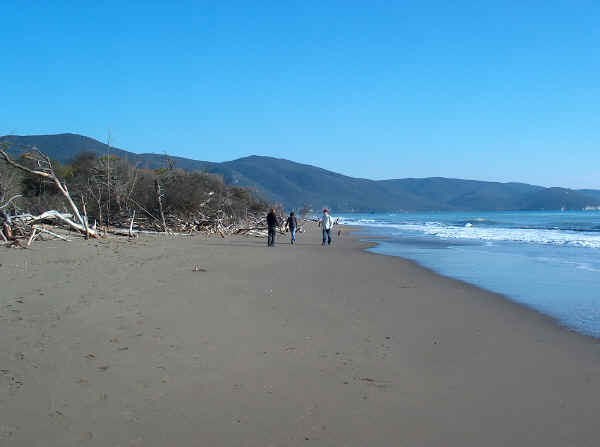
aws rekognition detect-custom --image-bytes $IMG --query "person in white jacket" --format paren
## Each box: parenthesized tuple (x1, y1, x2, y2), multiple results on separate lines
(320, 209, 334, 246)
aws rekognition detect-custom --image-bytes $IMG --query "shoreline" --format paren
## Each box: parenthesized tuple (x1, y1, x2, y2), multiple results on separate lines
(344, 224, 599, 343)
(2, 222, 600, 446)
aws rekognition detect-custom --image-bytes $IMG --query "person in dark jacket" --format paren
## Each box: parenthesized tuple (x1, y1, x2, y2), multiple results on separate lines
(286, 212, 298, 245)
(266, 209, 279, 247)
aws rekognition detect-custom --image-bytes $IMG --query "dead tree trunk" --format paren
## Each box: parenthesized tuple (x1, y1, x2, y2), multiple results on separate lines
(81, 198, 90, 239)
(154, 179, 169, 233)
(0, 194, 22, 212)
(0, 148, 99, 238)
(105, 133, 111, 227)
(129, 209, 136, 238)
(1, 223, 9, 242)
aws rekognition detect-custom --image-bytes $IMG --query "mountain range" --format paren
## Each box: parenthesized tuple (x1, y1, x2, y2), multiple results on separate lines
(2, 133, 599, 212)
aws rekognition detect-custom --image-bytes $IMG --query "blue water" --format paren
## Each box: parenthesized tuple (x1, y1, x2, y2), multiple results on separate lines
(338, 211, 600, 337)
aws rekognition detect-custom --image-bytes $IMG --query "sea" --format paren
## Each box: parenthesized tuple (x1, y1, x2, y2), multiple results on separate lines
(338, 211, 600, 337)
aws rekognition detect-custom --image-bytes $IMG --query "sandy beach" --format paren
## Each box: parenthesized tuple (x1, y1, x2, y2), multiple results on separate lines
(1, 222, 599, 446)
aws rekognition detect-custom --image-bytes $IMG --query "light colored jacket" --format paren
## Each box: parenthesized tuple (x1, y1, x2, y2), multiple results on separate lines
(321, 214, 334, 230)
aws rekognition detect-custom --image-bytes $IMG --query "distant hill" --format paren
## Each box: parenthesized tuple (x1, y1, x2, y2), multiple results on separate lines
(580, 189, 600, 201)
(2, 133, 600, 212)
(0, 133, 212, 172)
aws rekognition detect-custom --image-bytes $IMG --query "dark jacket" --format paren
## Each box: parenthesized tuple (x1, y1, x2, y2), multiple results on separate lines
(287, 216, 298, 229)
(266, 211, 278, 228)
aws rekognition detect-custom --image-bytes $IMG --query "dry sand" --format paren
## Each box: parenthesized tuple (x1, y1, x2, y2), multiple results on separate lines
(1, 223, 600, 446)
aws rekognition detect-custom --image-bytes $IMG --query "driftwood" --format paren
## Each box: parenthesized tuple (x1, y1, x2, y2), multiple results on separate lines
(154, 179, 169, 233)
(33, 226, 71, 242)
(1, 210, 94, 247)
(1, 208, 288, 247)
(0, 149, 99, 238)
(26, 229, 38, 247)
(0, 194, 22, 210)
(29, 211, 89, 232)
(107, 228, 188, 237)
(129, 210, 136, 238)
(1, 223, 10, 241)
(0, 144, 282, 246)
(1, 143, 277, 248)
(234, 226, 268, 234)
(81, 199, 91, 239)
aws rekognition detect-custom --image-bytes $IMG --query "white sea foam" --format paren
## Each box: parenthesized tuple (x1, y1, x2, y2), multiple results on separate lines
(576, 263, 600, 273)
(534, 257, 600, 272)
(340, 212, 600, 336)
(341, 218, 600, 248)
(427, 226, 599, 248)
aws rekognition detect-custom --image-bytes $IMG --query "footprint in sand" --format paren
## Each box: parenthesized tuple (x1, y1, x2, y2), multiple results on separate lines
(121, 410, 140, 423)
(357, 377, 392, 390)
(0, 425, 19, 440)
(5, 374, 24, 394)
(79, 432, 93, 442)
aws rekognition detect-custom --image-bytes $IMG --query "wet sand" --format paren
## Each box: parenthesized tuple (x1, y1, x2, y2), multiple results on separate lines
(1, 223, 600, 446)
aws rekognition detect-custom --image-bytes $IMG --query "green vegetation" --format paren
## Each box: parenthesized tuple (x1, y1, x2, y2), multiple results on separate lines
(0, 146, 267, 229)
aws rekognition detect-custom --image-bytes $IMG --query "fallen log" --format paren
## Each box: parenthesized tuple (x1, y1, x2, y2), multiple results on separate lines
(0, 149, 99, 238)
(32, 226, 71, 242)
(2, 222, 13, 240)
(154, 179, 169, 233)
(129, 210, 136, 238)
(81, 199, 91, 239)
(106, 228, 189, 237)
(26, 229, 38, 247)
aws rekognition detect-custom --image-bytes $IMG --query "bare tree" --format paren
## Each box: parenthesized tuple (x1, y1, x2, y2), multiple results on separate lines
(154, 178, 169, 233)
(0, 146, 99, 238)
(0, 176, 22, 213)
(105, 132, 111, 226)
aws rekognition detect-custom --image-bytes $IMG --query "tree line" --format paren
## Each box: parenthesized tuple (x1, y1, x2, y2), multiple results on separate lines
(1, 144, 268, 236)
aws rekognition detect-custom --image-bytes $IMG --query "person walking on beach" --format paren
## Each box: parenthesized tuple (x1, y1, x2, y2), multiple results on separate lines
(320, 209, 334, 246)
(266, 208, 279, 247)
(286, 212, 298, 245)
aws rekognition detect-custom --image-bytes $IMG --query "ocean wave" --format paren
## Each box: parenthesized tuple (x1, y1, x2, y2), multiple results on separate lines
(411, 225, 600, 248)
(342, 220, 600, 248)
(534, 257, 600, 272)
(453, 219, 507, 227)
(535, 256, 600, 273)
(576, 263, 600, 273)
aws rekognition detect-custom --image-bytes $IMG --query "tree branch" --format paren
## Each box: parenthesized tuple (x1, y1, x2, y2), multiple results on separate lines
(0, 148, 98, 237)
(0, 194, 22, 210)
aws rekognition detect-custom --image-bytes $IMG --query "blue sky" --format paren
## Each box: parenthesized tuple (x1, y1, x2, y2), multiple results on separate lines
(1, 1, 599, 188)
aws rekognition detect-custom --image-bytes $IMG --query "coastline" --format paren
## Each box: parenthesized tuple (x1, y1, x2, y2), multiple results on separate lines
(345, 224, 599, 342)
(1, 221, 600, 446)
